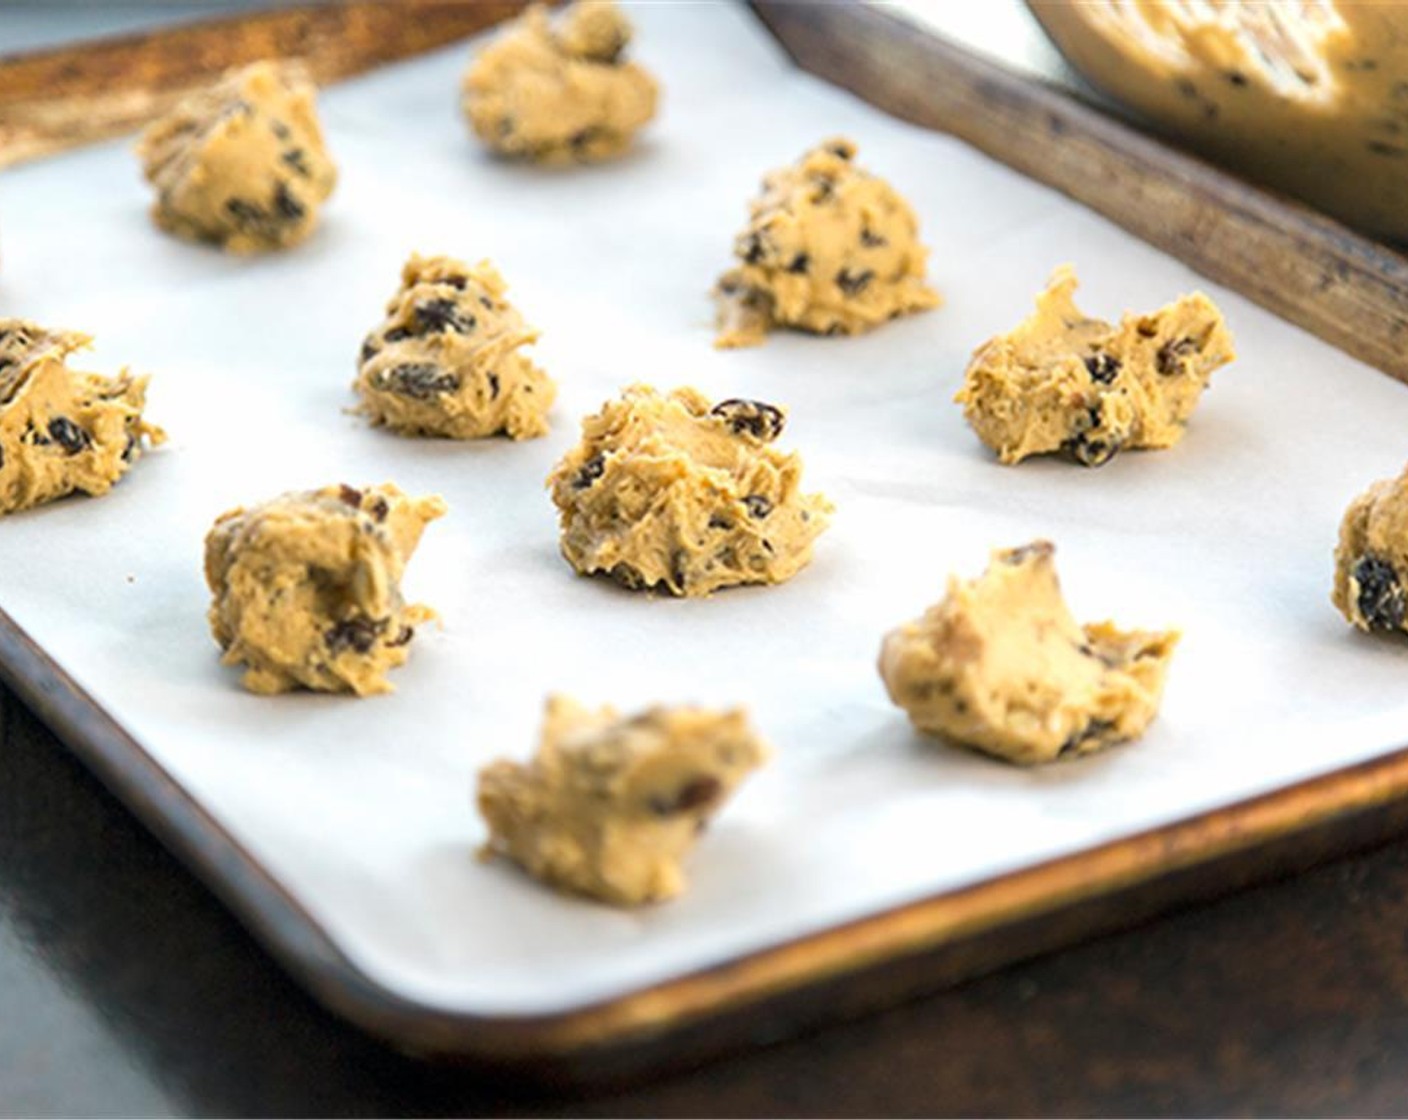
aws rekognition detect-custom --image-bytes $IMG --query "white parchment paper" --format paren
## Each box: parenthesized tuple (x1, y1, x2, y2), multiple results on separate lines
(4, 2, 1408, 1017)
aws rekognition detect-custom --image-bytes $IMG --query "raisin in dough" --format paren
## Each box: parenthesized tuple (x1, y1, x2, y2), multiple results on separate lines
(1331, 465, 1408, 634)
(205, 484, 446, 696)
(956, 267, 1235, 466)
(477, 695, 768, 904)
(713, 138, 940, 349)
(460, 0, 658, 164)
(138, 61, 337, 253)
(0, 321, 164, 516)
(354, 254, 556, 440)
(879, 542, 1179, 765)
(547, 384, 833, 597)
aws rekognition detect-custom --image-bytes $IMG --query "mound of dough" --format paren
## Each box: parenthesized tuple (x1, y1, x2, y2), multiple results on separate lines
(713, 138, 939, 348)
(204, 483, 446, 696)
(547, 384, 833, 597)
(879, 541, 1179, 765)
(1333, 465, 1408, 634)
(461, 0, 658, 163)
(0, 321, 163, 516)
(354, 254, 556, 440)
(956, 267, 1235, 466)
(477, 695, 768, 904)
(138, 60, 337, 253)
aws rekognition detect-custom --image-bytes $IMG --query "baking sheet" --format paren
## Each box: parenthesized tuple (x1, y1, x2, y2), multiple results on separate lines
(4, 1, 1408, 1018)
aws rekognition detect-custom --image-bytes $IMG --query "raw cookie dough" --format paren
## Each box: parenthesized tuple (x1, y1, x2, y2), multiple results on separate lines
(879, 541, 1179, 765)
(138, 60, 337, 253)
(0, 320, 164, 516)
(460, 0, 658, 163)
(546, 384, 833, 597)
(477, 695, 769, 904)
(1332, 465, 1408, 634)
(354, 254, 556, 440)
(956, 266, 1235, 466)
(204, 483, 446, 696)
(713, 138, 940, 349)
(1030, 4, 1408, 242)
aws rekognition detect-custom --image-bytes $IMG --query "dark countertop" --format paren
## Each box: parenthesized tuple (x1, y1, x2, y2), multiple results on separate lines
(8, 681, 1408, 1116)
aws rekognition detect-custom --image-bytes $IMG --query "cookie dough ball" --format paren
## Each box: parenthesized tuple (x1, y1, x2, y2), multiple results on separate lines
(713, 138, 940, 349)
(354, 254, 556, 440)
(477, 695, 769, 904)
(204, 483, 446, 696)
(138, 60, 337, 253)
(1332, 465, 1408, 634)
(546, 384, 833, 597)
(956, 267, 1235, 466)
(460, 0, 658, 164)
(0, 320, 164, 516)
(879, 541, 1179, 765)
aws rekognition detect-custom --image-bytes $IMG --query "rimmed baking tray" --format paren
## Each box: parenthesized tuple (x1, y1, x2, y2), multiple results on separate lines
(6, 1, 1408, 1078)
